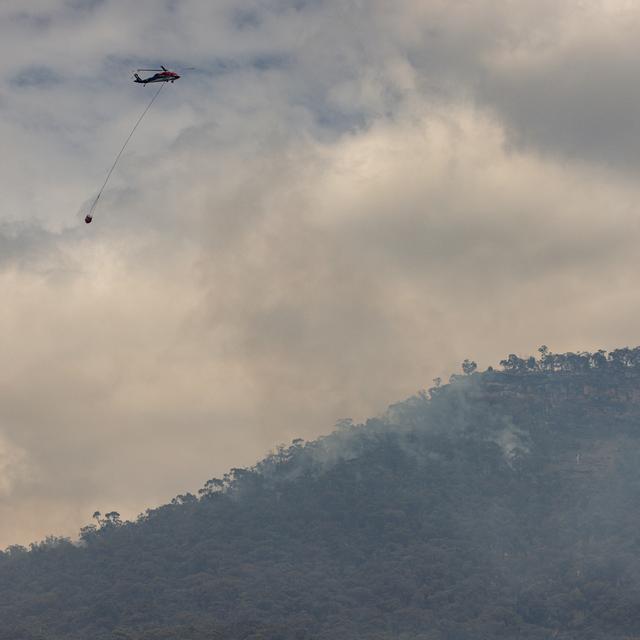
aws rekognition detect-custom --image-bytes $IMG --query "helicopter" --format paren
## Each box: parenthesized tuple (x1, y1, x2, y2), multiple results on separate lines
(133, 65, 180, 85)
(84, 65, 186, 224)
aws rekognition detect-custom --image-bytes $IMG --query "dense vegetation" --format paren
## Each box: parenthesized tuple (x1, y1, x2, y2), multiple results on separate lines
(3, 348, 640, 639)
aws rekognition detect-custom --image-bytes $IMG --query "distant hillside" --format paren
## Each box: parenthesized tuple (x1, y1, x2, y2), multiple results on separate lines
(3, 347, 640, 639)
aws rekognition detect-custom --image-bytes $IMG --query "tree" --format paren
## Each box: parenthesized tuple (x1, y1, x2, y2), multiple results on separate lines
(335, 418, 354, 431)
(103, 512, 122, 527)
(590, 350, 607, 369)
(500, 354, 526, 373)
(462, 360, 477, 375)
(538, 346, 551, 371)
(198, 478, 225, 497)
(171, 493, 197, 506)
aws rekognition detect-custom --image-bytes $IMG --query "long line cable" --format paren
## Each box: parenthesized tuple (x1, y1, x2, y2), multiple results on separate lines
(86, 83, 165, 221)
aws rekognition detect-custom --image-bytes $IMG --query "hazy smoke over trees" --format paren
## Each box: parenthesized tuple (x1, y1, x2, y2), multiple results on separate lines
(3, 348, 640, 638)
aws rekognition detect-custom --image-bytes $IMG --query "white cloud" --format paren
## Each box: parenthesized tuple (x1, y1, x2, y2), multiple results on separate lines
(3, 0, 640, 546)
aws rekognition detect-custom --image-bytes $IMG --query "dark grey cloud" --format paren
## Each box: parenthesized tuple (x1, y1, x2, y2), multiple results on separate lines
(395, 2, 640, 170)
(0, 224, 63, 269)
(479, 43, 640, 169)
(11, 65, 61, 88)
(232, 7, 263, 30)
(9, 10, 53, 31)
(66, 0, 106, 12)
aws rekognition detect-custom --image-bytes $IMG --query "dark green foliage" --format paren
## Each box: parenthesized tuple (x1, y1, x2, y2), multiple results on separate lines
(496, 345, 640, 375)
(3, 348, 640, 639)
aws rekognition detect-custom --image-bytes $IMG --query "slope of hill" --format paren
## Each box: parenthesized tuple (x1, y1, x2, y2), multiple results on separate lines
(2, 348, 640, 639)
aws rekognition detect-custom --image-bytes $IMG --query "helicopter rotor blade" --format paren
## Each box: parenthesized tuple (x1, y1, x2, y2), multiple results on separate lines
(133, 66, 196, 74)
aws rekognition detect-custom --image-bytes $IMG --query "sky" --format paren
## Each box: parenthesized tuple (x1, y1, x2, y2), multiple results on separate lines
(3, 0, 640, 547)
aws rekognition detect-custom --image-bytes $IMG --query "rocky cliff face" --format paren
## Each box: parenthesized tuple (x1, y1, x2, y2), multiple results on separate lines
(426, 364, 640, 504)
(441, 367, 640, 424)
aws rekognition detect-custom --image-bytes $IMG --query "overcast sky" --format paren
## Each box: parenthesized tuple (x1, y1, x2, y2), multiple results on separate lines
(3, 0, 640, 546)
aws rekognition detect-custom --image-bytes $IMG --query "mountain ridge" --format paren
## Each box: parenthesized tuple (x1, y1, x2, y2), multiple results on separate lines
(2, 347, 640, 639)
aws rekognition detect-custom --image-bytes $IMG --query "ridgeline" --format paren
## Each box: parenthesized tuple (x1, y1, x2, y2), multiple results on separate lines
(3, 347, 640, 639)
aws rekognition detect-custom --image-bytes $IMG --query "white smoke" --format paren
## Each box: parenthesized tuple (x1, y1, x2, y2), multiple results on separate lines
(493, 419, 531, 466)
(0, 431, 30, 497)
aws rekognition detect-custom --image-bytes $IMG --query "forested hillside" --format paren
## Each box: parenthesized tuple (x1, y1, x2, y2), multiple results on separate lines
(3, 347, 640, 639)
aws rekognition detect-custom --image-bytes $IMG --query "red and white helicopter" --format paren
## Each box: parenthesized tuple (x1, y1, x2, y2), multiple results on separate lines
(133, 65, 180, 85)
